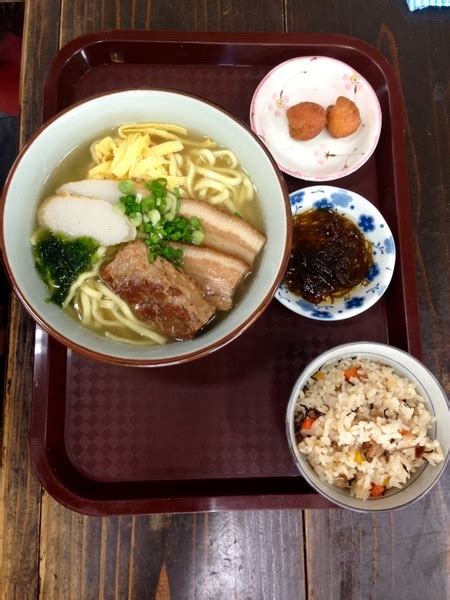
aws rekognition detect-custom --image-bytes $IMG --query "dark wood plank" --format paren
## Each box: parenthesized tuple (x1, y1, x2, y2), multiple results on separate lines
(59, 0, 284, 48)
(19, 0, 62, 144)
(59, 0, 153, 46)
(38, 503, 167, 599)
(163, 511, 306, 600)
(305, 472, 449, 600)
(149, 0, 287, 32)
(0, 2, 62, 598)
(0, 299, 40, 600)
(285, 2, 450, 598)
(38, 506, 307, 599)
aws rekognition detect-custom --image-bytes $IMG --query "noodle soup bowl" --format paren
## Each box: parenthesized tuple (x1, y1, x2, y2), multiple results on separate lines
(1, 90, 291, 366)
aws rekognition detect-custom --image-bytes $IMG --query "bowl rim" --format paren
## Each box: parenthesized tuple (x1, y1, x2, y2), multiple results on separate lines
(285, 341, 449, 512)
(249, 55, 383, 182)
(275, 185, 396, 321)
(1, 88, 292, 367)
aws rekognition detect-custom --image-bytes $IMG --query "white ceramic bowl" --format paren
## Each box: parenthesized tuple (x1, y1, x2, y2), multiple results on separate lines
(276, 186, 396, 320)
(286, 343, 449, 512)
(250, 56, 382, 181)
(1, 90, 291, 366)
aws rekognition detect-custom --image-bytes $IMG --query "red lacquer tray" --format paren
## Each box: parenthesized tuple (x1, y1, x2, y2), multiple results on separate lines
(30, 31, 420, 515)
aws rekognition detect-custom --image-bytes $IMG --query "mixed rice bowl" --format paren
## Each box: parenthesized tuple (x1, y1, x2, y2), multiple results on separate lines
(293, 358, 444, 500)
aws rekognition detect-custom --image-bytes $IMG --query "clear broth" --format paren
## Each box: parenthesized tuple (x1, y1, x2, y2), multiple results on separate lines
(37, 128, 265, 344)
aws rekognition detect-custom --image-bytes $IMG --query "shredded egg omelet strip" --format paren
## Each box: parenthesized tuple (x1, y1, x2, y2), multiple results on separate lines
(88, 122, 254, 213)
(88, 124, 197, 189)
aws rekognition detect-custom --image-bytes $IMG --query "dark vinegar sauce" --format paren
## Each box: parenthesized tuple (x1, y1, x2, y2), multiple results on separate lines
(285, 208, 373, 304)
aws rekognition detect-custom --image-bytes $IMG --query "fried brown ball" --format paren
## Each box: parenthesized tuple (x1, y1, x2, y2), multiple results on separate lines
(286, 102, 326, 141)
(326, 96, 361, 138)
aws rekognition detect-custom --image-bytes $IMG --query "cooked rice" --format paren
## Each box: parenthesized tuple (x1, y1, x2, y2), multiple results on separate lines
(295, 358, 444, 500)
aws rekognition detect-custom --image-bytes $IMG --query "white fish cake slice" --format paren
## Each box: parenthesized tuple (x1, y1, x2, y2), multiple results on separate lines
(57, 179, 123, 204)
(38, 195, 136, 246)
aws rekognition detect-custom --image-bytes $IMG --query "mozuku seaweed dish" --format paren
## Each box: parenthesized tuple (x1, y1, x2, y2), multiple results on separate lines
(32, 122, 266, 345)
(284, 208, 373, 304)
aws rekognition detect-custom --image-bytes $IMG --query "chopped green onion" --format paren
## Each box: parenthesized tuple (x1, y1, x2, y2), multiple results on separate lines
(146, 178, 167, 198)
(148, 209, 161, 225)
(118, 180, 135, 194)
(129, 213, 143, 227)
(165, 196, 175, 213)
(191, 229, 205, 245)
(141, 196, 155, 212)
(117, 177, 204, 267)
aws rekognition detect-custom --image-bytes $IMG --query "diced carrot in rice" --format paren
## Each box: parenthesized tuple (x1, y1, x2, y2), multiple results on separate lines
(344, 367, 359, 381)
(370, 484, 386, 497)
(300, 416, 316, 431)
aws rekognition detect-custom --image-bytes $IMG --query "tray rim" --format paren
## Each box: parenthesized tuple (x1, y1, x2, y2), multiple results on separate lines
(31, 30, 421, 515)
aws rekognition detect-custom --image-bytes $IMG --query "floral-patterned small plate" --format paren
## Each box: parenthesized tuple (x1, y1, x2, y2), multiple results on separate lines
(275, 186, 396, 320)
(250, 56, 382, 181)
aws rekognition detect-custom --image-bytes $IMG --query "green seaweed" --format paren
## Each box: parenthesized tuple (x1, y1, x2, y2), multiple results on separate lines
(33, 231, 99, 306)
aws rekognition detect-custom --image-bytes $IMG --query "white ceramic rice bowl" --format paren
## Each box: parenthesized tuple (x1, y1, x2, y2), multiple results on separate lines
(2, 90, 291, 366)
(286, 342, 449, 512)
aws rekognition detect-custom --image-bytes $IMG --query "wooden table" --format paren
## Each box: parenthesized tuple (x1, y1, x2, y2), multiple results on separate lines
(1, 1, 449, 598)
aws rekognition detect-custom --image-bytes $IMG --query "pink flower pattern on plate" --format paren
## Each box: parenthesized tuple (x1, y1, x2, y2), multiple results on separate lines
(342, 73, 362, 93)
(268, 93, 290, 117)
(313, 143, 327, 165)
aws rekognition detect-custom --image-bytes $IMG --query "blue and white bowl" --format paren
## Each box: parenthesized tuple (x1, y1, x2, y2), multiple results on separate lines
(276, 185, 396, 320)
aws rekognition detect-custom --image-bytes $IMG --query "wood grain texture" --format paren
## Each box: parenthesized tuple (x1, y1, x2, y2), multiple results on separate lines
(0, 2, 61, 597)
(162, 511, 306, 600)
(305, 472, 450, 600)
(38, 508, 306, 599)
(59, 0, 285, 48)
(18, 0, 61, 144)
(59, 0, 153, 46)
(38, 503, 167, 599)
(0, 299, 41, 600)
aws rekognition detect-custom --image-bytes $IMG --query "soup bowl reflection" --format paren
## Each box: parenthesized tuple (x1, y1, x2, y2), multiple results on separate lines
(2, 90, 291, 366)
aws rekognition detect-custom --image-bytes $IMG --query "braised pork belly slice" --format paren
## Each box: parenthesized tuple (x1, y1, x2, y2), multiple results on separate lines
(101, 241, 215, 340)
(170, 243, 250, 310)
(179, 199, 265, 266)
